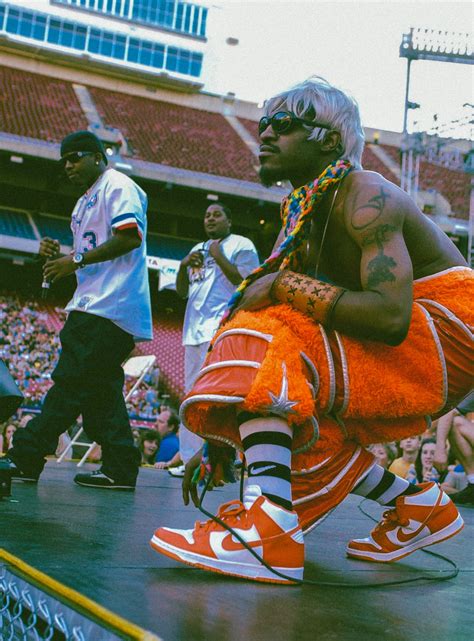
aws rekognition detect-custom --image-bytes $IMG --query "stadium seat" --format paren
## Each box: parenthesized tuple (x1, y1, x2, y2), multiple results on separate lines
(0, 209, 36, 240)
(0, 65, 88, 141)
(33, 214, 73, 247)
(89, 87, 259, 182)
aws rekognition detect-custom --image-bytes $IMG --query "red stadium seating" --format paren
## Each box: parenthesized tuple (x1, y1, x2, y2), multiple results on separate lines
(89, 87, 260, 182)
(362, 146, 400, 185)
(0, 64, 469, 218)
(0, 66, 88, 141)
(381, 144, 470, 218)
(134, 311, 185, 401)
(238, 117, 259, 139)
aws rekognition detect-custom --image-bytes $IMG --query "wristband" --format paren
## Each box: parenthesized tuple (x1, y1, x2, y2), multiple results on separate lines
(270, 270, 346, 326)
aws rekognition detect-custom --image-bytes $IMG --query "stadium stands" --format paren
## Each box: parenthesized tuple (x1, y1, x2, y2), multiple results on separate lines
(0, 209, 36, 239)
(147, 233, 194, 260)
(0, 292, 185, 411)
(381, 144, 470, 218)
(0, 65, 88, 142)
(237, 116, 260, 140)
(89, 87, 260, 182)
(137, 312, 185, 400)
(33, 213, 73, 246)
(362, 146, 400, 185)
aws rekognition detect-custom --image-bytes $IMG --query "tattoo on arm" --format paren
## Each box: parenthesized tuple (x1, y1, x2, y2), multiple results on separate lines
(351, 187, 389, 230)
(361, 224, 398, 288)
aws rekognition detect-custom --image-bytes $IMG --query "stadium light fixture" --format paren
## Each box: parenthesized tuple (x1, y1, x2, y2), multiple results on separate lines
(400, 28, 473, 64)
(400, 28, 473, 134)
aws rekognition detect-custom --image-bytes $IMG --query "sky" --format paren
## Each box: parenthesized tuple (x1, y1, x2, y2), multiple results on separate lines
(205, 0, 473, 137)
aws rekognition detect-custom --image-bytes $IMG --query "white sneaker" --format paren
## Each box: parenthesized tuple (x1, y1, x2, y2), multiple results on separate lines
(168, 464, 185, 478)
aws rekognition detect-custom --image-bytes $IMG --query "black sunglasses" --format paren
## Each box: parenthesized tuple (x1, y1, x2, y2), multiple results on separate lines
(60, 151, 95, 166)
(258, 111, 330, 136)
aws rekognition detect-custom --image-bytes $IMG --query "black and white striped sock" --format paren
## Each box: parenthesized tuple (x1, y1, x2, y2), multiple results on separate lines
(239, 417, 293, 511)
(351, 464, 420, 507)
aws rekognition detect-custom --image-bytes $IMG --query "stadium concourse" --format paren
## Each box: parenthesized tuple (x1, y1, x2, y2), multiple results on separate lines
(0, 43, 472, 641)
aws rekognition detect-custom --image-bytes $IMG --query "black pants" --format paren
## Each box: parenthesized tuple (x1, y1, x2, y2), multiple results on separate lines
(10, 312, 140, 482)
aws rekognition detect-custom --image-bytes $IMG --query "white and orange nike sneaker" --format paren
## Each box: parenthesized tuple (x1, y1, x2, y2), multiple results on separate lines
(150, 485, 304, 584)
(346, 482, 464, 563)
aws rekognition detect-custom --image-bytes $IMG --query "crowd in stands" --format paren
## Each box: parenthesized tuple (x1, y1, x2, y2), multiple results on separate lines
(0, 294, 61, 406)
(0, 293, 163, 419)
(367, 401, 474, 505)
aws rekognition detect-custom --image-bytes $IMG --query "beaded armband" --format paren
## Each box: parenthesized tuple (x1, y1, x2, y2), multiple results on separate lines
(270, 270, 346, 326)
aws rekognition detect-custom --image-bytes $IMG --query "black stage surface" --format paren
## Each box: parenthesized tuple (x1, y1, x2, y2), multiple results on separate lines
(1, 461, 472, 641)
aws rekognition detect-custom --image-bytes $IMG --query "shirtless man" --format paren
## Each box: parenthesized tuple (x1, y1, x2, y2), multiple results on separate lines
(151, 76, 473, 584)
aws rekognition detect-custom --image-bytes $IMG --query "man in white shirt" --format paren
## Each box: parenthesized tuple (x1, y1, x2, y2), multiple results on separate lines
(176, 203, 259, 464)
(6, 130, 152, 490)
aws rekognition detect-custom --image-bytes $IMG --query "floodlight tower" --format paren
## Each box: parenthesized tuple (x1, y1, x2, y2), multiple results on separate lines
(399, 28, 473, 197)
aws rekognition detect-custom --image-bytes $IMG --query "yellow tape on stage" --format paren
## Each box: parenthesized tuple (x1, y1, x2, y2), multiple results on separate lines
(0, 548, 161, 640)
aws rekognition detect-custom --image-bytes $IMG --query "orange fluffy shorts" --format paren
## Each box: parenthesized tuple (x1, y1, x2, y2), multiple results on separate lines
(181, 267, 473, 530)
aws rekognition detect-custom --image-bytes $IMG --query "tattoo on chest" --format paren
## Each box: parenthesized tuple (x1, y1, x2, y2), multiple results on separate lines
(351, 187, 389, 230)
(361, 223, 398, 288)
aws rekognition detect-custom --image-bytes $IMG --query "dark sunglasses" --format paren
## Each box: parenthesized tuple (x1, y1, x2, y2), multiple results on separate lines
(60, 151, 95, 166)
(258, 111, 330, 136)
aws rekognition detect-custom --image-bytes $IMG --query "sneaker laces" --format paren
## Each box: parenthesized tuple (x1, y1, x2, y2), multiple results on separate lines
(195, 500, 247, 533)
(375, 508, 410, 533)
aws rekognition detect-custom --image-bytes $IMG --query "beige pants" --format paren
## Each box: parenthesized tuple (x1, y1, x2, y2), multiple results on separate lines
(179, 342, 210, 463)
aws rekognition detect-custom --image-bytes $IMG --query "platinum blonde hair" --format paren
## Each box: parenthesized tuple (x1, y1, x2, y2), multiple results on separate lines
(264, 76, 365, 169)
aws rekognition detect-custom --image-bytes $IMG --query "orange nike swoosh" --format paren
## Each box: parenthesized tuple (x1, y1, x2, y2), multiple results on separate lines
(395, 521, 429, 543)
(220, 532, 262, 553)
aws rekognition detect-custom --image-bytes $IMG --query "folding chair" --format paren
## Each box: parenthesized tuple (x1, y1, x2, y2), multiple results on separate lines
(56, 354, 157, 466)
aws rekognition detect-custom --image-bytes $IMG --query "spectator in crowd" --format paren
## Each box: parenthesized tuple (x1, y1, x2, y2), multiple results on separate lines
(0, 422, 17, 454)
(154, 409, 181, 470)
(368, 442, 397, 469)
(176, 202, 259, 464)
(434, 391, 474, 506)
(407, 438, 440, 484)
(3, 130, 152, 490)
(442, 463, 469, 497)
(132, 428, 141, 449)
(388, 436, 421, 479)
(139, 429, 160, 465)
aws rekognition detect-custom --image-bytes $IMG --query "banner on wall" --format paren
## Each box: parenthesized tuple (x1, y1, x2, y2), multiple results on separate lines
(147, 256, 180, 290)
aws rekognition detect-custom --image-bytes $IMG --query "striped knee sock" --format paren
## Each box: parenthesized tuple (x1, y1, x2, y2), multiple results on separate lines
(352, 464, 420, 507)
(239, 417, 293, 511)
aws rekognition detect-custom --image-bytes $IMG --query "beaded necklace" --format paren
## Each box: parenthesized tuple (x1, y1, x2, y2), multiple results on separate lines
(220, 158, 353, 325)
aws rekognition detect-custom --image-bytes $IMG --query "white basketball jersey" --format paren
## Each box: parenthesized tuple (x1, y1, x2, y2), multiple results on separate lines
(65, 168, 152, 341)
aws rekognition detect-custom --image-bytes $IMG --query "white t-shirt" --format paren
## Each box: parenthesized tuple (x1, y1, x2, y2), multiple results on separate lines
(182, 234, 259, 346)
(65, 168, 152, 341)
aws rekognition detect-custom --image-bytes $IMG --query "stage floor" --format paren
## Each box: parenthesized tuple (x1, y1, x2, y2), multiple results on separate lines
(1, 461, 472, 641)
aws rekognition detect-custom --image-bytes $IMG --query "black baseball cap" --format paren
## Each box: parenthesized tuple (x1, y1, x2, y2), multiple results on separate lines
(60, 130, 108, 164)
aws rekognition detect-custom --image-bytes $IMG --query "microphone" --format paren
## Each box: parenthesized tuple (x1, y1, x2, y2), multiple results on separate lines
(41, 278, 51, 300)
(41, 250, 59, 299)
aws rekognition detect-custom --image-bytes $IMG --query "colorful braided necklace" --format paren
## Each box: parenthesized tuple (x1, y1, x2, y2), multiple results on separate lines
(220, 158, 353, 325)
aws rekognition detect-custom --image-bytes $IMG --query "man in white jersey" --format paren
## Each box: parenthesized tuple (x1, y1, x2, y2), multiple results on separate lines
(176, 203, 259, 465)
(5, 130, 152, 490)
